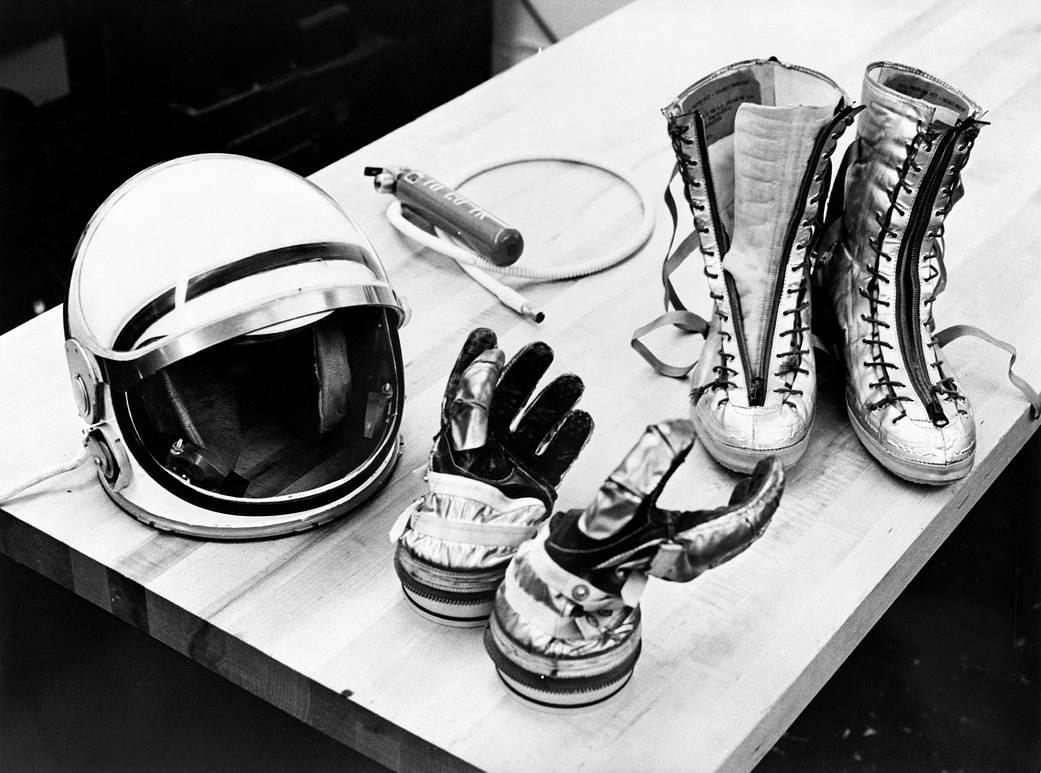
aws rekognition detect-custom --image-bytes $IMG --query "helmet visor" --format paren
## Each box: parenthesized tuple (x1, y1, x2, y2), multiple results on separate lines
(119, 305, 402, 505)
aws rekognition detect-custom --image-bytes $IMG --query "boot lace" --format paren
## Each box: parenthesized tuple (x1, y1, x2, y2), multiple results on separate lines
(668, 118, 739, 404)
(775, 106, 862, 409)
(860, 121, 936, 423)
(921, 118, 986, 415)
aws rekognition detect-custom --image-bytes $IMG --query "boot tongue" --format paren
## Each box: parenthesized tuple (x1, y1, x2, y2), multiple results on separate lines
(723, 102, 834, 376)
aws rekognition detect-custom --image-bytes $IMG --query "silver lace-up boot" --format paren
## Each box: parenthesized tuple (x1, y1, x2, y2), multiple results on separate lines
(484, 420, 784, 708)
(664, 59, 860, 473)
(815, 62, 986, 484)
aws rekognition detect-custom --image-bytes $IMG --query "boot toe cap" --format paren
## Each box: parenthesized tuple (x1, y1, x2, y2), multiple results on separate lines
(692, 392, 813, 472)
(848, 403, 975, 484)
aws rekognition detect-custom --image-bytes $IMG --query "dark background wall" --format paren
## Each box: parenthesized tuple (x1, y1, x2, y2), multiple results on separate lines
(0, 0, 62, 53)
(0, 0, 493, 334)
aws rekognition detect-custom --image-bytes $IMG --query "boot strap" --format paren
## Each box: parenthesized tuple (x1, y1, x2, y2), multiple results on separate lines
(630, 167, 709, 378)
(631, 311, 708, 378)
(935, 324, 1041, 419)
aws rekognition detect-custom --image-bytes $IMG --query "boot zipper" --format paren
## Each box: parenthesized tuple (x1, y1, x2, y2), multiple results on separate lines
(723, 270, 759, 400)
(895, 126, 961, 427)
(693, 112, 731, 256)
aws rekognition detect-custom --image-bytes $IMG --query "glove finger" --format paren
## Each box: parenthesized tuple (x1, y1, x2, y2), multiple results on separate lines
(488, 341, 553, 437)
(535, 409, 593, 487)
(578, 419, 696, 539)
(510, 373, 584, 459)
(443, 328, 497, 424)
(649, 456, 784, 582)
(449, 349, 505, 451)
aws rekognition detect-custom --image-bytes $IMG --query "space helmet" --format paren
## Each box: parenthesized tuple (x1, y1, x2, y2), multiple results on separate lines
(64, 154, 408, 538)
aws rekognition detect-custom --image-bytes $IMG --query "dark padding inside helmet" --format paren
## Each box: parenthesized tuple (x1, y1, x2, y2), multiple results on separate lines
(125, 306, 398, 498)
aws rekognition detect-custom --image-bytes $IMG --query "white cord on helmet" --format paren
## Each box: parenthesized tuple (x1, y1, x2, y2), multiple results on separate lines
(0, 447, 90, 503)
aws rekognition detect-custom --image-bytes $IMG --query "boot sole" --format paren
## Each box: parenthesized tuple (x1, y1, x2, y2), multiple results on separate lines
(692, 411, 811, 473)
(484, 626, 640, 709)
(846, 402, 973, 485)
(394, 549, 498, 627)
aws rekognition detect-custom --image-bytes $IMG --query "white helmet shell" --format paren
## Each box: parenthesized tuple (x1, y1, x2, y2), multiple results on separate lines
(65, 154, 408, 538)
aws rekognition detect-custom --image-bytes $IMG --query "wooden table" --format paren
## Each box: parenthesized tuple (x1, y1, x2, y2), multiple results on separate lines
(3, 1, 1039, 770)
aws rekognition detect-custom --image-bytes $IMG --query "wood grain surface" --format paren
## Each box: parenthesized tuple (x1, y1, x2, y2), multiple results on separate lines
(2, 1, 1040, 770)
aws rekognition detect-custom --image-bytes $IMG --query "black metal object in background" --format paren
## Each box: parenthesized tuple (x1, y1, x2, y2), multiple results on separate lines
(0, 0, 492, 335)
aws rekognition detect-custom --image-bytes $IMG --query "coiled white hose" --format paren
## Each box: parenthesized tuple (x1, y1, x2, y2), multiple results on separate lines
(385, 154, 655, 316)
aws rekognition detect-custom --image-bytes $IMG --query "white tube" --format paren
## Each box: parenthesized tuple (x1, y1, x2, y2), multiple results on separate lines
(0, 448, 90, 503)
(457, 263, 545, 323)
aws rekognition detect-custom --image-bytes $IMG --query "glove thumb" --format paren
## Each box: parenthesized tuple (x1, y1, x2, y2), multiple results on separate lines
(578, 419, 695, 539)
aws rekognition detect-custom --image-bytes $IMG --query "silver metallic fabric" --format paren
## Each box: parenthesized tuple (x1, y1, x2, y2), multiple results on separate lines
(487, 420, 784, 693)
(449, 349, 505, 451)
(816, 62, 983, 483)
(392, 328, 593, 624)
(491, 529, 642, 669)
(578, 420, 693, 539)
(397, 471, 546, 577)
(664, 58, 858, 473)
(647, 456, 783, 582)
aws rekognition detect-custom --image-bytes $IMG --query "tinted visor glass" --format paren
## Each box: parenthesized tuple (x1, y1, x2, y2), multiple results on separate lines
(124, 306, 400, 500)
